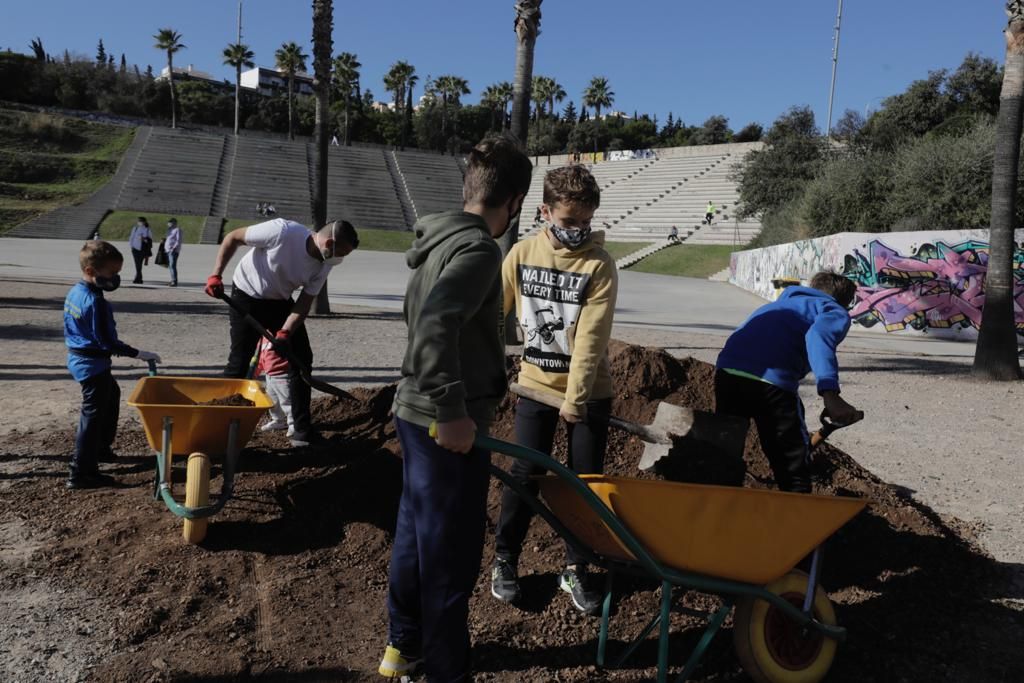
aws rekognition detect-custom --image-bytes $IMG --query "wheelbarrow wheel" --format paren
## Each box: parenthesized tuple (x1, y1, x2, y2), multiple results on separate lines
(183, 452, 211, 544)
(733, 570, 838, 683)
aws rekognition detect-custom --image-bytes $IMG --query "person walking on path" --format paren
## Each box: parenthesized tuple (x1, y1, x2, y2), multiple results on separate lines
(203, 217, 358, 448)
(128, 217, 152, 284)
(164, 218, 182, 287)
(378, 135, 531, 682)
(489, 165, 618, 616)
(64, 240, 161, 489)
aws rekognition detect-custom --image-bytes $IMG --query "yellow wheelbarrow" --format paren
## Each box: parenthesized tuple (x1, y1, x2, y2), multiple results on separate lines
(481, 435, 866, 683)
(127, 362, 271, 544)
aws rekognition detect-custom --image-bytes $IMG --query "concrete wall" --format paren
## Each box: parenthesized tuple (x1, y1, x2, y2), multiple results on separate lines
(729, 230, 1024, 339)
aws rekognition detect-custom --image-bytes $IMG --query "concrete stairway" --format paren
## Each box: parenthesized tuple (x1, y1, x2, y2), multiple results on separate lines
(385, 150, 417, 226)
(8, 126, 152, 240)
(226, 136, 313, 225)
(392, 150, 463, 219)
(326, 146, 406, 229)
(615, 240, 679, 269)
(200, 135, 237, 243)
(115, 128, 224, 216)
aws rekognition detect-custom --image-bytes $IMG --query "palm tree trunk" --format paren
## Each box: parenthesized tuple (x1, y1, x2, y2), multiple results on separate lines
(167, 53, 177, 129)
(312, 0, 333, 314)
(344, 93, 351, 145)
(510, 35, 536, 143)
(973, 17, 1024, 380)
(287, 74, 295, 141)
(234, 64, 241, 135)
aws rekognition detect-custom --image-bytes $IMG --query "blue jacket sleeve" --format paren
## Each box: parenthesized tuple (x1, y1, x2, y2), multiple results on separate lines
(804, 302, 850, 394)
(94, 298, 138, 357)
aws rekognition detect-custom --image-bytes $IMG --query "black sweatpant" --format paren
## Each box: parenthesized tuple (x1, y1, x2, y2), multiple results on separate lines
(223, 287, 313, 440)
(72, 369, 119, 477)
(495, 395, 612, 567)
(714, 369, 811, 493)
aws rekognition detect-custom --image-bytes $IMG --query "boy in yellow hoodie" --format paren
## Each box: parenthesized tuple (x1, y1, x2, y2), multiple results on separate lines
(491, 165, 618, 615)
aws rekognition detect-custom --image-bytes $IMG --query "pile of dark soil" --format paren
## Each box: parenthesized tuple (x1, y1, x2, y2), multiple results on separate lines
(1, 341, 1021, 682)
(195, 394, 255, 407)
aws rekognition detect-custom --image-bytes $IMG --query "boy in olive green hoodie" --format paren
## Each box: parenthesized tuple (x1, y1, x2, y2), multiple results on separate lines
(491, 165, 618, 616)
(380, 136, 532, 682)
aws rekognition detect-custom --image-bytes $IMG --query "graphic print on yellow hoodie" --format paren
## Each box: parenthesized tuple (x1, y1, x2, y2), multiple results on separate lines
(503, 228, 619, 418)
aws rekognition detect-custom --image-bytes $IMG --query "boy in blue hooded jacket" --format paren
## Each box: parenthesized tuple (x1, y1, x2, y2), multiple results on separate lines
(715, 272, 860, 493)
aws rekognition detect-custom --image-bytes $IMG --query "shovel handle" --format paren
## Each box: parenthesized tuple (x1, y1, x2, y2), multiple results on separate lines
(810, 409, 865, 448)
(215, 291, 356, 402)
(507, 383, 661, 442)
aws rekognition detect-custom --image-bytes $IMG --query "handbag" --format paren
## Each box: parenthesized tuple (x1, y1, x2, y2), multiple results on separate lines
(154, 239, 169, 267)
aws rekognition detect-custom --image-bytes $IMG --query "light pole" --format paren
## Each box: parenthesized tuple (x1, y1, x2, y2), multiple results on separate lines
(826, 0, 844, 137)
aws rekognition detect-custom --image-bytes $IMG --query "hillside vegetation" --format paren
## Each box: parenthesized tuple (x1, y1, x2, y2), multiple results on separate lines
(0, 108, 134, 233)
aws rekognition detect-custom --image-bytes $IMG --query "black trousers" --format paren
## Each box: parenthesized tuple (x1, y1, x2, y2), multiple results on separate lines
(223, 287, 313, 439)
(130, 248, 145, 283)
(495, 395, 612, 567)
(73, 370, 119, 476)
(714, 369, 811, 493)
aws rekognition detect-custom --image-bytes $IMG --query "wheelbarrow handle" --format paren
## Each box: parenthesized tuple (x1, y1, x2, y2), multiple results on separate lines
(507, 382, 655, 439)
(147, 359, 158, 377)
(214, 291, 356, 402)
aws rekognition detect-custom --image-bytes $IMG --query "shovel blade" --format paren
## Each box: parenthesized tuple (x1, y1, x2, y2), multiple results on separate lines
(637, 442, 673, 472)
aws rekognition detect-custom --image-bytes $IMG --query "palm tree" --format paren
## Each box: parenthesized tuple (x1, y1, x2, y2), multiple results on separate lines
(223, 43, 255, 136)
(275, 42, 308, 141)
(153, 29, 185, 128)
(583, 76, 615, 154)
(973, 0, 1024, 380)
(332, 52, 361, 145)
(546, 77, 566, 126)
(481, 84, 503, 131)
(311, 0, 333, 314)
(510, 0, 542, 144)
(497, 81, 515, 130)
(435, 74, 470, 143)
(531, 75, 549, 121)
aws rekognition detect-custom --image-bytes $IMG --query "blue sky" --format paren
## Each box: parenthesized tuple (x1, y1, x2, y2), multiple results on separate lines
(1, 1, 1009, 131)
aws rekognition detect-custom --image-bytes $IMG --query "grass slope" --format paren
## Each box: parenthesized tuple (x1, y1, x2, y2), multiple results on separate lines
(628, 244, 736, 278)
(97, 211, 205, 244)
(0, 109, 134, 233)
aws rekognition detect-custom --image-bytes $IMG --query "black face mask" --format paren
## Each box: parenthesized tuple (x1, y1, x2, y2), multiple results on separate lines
(498, 203, 523, 239)
(95, 274, 121, 292)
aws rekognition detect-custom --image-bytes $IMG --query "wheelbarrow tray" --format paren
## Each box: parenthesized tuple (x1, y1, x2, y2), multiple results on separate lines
(127, 376, 271, 456)
(537, 475, 866, 585)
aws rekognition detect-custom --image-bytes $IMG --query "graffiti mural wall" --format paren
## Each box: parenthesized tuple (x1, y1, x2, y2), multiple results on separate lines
(729, 230, 1024, 339)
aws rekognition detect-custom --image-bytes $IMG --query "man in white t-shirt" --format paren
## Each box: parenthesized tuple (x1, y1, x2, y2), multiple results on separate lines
(204, 217, 359, 447)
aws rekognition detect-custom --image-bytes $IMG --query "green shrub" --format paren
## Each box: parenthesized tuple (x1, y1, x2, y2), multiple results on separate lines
(0, 152, 75, 183)
(800, 149, 895, 235)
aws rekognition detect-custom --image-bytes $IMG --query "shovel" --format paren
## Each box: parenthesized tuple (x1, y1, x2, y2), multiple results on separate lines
(216, 291, 356, 402)
(508, 383, 748, 474)
(810, 409, 864, 454)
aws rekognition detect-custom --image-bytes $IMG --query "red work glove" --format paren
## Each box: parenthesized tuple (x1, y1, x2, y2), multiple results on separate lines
(204, 274, 224, 298)
(263, 329, 291, 375)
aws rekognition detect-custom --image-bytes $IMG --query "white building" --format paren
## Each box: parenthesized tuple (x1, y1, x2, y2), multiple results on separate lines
(157, 65, 230, 91)
(240, 66, 315, 97)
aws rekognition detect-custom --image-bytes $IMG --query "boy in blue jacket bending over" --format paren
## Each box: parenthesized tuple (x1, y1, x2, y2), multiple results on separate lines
(64, 241, 161, 489)
(715, 272, 860, 493)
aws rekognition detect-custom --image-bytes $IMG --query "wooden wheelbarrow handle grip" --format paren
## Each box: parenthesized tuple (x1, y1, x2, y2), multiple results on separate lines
(507, 383, 661, 443)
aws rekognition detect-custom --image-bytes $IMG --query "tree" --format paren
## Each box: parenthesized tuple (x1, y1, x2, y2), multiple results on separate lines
(562, 100, 577, 123)
(332, 51, 360, 145)
(531, 75, 549, 121)
(546, 77, 566, 124)
(496, 81, 514, 129)
(733, 121, 764, 143)
(275, 41, 308, 141)
(29, 37, 45, 62)
(831, 109, 864, 142)
(96, 39, 107, 65)
(153, 29, 185, 128)
(974, 1, 1024, 381)
(691, 114, 731, 145)
(434, 74, 470, 148)
(223, 43, 255, 136)
(480, 84, 504, 131)
(383, 60, 416, 148)
(947, 52, 1002, 118)
(510, 0, 542, 144)
(119, 53, 127, 73)
(311, 0, 334, 314)
(582, 76, 614, 153)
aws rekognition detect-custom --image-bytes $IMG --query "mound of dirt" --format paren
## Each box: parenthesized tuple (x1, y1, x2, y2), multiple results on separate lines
(195, 394, 255, 407)
(1, 342, 1021, 682)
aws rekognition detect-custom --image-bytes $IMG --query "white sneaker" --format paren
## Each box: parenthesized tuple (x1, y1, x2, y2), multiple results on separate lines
(260, 419, 287, 432)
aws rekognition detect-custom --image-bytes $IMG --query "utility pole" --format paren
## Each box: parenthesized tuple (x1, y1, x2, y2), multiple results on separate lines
(237, 0, 243, 43)
(826, 0, 843, 137)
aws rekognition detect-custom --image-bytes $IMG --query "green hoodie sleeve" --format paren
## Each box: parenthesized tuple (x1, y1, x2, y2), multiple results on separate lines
(412, 238, 502, 422)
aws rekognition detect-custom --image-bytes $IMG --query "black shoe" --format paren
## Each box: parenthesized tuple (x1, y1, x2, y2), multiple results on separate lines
(491, 558, 521, 604)
(559, 565, 603, 615)
(65, 472, 118, 489)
